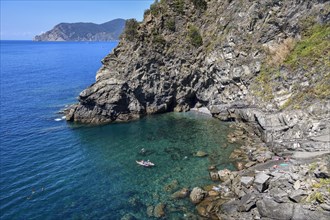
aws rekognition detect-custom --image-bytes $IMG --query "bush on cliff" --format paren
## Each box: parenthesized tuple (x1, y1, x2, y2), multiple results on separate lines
(165, 19, 176, 32)
(123, 19, 139, 41)
(173, 0, 185, 14)
(188, 25, 203, 47)
(150, 0, 165, 16)
(191, 0, 207, 11)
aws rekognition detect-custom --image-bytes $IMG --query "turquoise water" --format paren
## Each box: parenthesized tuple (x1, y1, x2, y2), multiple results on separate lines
(0, 41, 238, 219)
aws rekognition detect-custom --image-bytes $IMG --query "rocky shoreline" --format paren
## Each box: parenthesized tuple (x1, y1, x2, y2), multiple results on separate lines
(63, 0, 330, 219)
(120, 116, 329, 220)
(179, 119, 330, 220)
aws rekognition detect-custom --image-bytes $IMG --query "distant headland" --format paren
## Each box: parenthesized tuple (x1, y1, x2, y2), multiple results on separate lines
(33, 18, 126, 41)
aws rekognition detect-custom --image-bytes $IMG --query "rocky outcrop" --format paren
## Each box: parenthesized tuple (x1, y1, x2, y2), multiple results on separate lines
(34, 18, 125, 41)
(66, 0, 329, 126)
(66, 1, 330, 218)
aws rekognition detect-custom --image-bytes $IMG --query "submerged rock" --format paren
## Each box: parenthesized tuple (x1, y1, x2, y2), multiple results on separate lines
(171, 188, 189, 199)
(195, 151, 208, 157)
(154, 203, 165, 218)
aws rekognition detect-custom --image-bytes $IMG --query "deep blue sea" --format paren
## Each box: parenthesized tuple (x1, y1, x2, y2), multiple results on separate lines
(0, 41, 238, 219)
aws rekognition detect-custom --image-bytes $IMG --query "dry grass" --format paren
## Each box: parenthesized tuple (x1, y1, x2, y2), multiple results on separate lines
(266, 38, 296, 66)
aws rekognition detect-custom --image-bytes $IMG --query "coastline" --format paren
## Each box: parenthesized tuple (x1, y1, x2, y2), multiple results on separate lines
(185, 116, 330, 219)
(62, 0, 330, 218)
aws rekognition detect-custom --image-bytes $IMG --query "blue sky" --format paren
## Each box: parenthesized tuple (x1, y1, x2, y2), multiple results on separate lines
(0, 0, 154, 40)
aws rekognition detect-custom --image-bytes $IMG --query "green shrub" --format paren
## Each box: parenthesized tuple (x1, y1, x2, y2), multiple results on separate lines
(153, 35, 166, 46)
(150, 0, 160, 16)
(285, 25, 330, 69)
(165, 19, 176, 32)
(188, 25, 203, 47)
(191, 0, 207, 11)
(173, 0, 184, 14)
(123, 19, 139, 41)
(144, 9, 151, 19)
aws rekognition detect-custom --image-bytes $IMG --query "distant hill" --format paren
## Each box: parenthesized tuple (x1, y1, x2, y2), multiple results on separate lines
(34, 18, 126, 41)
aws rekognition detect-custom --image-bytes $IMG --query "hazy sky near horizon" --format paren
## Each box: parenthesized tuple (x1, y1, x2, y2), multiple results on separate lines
(0, 0, 154, 40)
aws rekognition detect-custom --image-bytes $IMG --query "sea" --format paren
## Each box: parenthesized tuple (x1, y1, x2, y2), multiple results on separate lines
(0, 40, 239, 219)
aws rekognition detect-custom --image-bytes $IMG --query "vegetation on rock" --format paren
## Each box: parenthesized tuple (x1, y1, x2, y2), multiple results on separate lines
(172, 0, 185, 14)
(187, 24, 203, 47)
(191, 0, 207, 11)
(253, 23, 330, 108)
(123, 19, 139, 41)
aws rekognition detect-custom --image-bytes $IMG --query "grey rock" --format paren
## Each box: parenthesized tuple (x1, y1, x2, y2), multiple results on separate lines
(270, 188, 289, 203)
(218, 169, 232, 182)
(289, 190, 307, 203)
(238, 193, 257, 212)
(221, 199, 240, 214)
(241, 176, 254, 188)
(256, 198, 294, 219)
(320, 203, 330, 211)
(254, 173, 270, 192)
(292, 204, 330, 220)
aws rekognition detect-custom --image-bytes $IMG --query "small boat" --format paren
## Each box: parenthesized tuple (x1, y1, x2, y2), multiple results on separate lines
(136, 160, 155, 167)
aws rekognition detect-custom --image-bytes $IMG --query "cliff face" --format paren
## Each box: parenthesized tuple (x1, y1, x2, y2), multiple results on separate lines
(66, 0, 329, 152)
(34, 18, 125, 41)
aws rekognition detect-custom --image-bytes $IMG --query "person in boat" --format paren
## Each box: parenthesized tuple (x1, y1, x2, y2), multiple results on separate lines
(143, 160, 150, 166)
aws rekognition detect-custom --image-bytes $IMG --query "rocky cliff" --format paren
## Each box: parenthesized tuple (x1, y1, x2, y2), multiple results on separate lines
(66, 0, 329, 150)
(34, 18, 125, 41)
(65, 0, 330, 218)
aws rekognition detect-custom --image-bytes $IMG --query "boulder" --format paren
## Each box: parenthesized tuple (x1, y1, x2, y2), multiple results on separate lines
(221, 199, 240, 214)
(241, 176, 254, 188)
(270, 188, 289, 203)
(256, 198, 294, 219)
(209, 171, 219, 181)
(190, 187, 207, 204)
(253, 173, 270, 192)
(238, 193, 257, 212)
(289, 190, 307, 203)
(292, 204, 330, 220)
(218, 169, 232, 182)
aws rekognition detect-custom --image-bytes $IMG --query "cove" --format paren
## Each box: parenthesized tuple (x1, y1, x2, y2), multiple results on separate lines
(64, 112, 239, 219)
